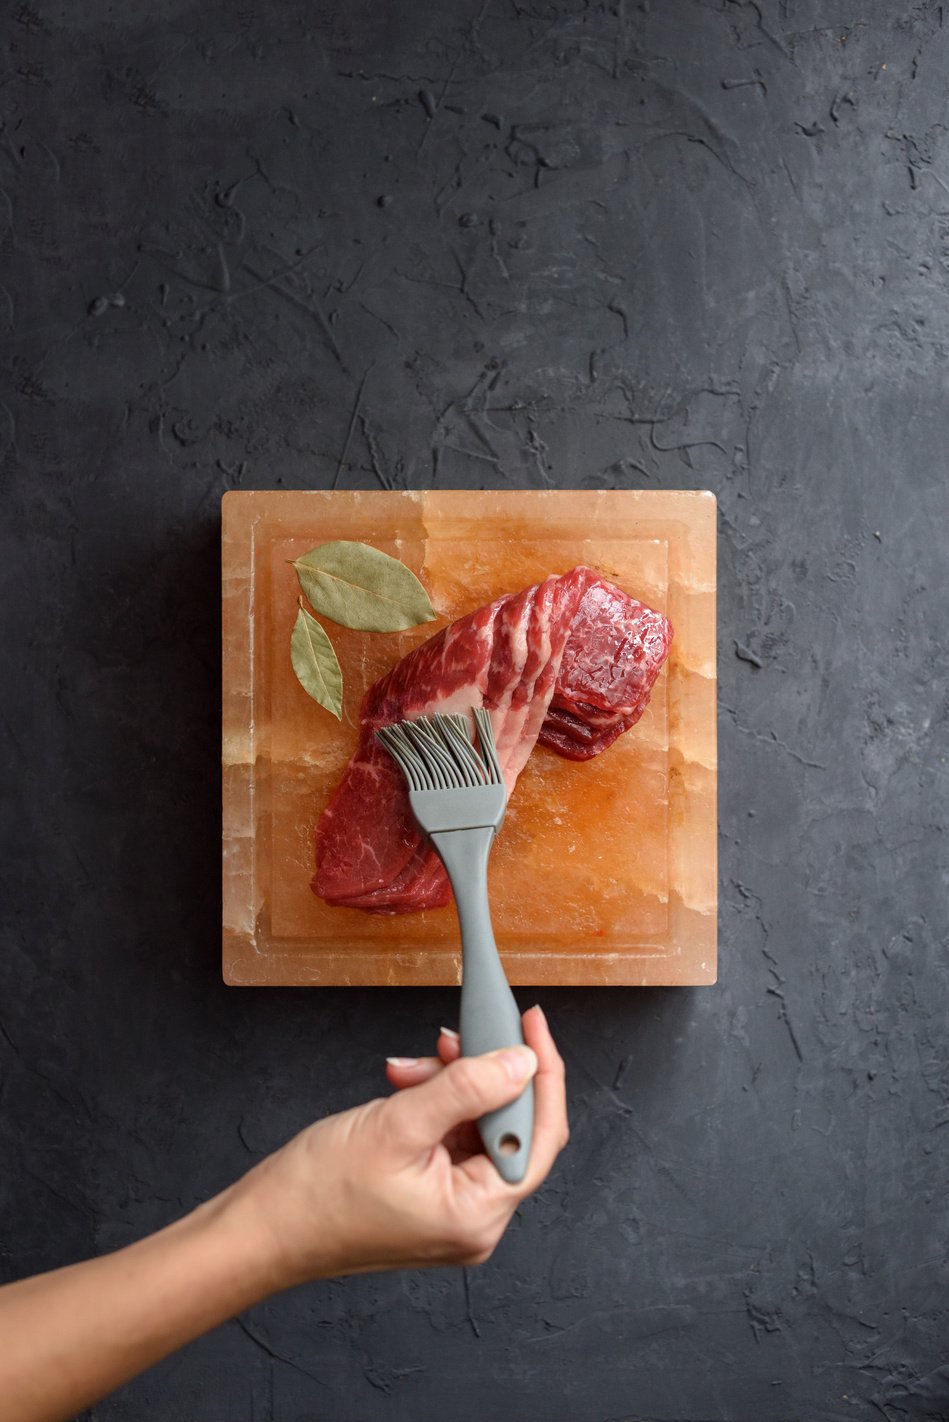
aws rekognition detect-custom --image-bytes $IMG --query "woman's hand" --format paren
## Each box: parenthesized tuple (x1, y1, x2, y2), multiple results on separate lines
(0, 1006, 566, 1422)
(231, 1003, 568, 1289)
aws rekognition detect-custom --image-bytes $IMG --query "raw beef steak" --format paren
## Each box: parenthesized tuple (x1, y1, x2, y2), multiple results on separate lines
(313, 566, 672, 912)
(538, 578, 673, 760)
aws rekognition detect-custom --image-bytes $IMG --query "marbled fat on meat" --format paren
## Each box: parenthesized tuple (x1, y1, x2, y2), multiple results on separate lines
(313, 567, 672, 912)
(538, 579, 673, 760)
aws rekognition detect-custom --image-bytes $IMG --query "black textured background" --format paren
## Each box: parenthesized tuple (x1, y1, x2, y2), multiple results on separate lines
(2, 2, 948, 1420)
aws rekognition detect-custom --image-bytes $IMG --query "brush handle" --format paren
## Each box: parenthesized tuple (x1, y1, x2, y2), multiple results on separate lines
(429, 827, 534, 1185)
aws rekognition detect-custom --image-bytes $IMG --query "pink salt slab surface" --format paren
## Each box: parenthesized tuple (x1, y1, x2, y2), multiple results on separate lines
(222, 489, 717, 985)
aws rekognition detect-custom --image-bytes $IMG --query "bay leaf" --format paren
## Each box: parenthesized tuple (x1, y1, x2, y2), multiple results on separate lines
(292, 540, 436, 632)
(290, 603, 343, 718)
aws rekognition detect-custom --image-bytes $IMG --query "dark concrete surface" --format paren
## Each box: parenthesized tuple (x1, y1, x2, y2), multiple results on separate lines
(2, 2, 948, 1419)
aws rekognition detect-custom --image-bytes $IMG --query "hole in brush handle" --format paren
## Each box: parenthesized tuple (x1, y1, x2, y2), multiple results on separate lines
(497, 1133, 520, 1156)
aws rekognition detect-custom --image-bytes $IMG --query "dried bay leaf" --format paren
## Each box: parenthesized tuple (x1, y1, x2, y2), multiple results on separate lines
(292, 540, 436, 632)
(290, 602, 343, 718)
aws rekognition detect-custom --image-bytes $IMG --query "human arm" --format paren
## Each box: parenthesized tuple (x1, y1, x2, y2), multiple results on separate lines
(0, 1004, 567, 1422)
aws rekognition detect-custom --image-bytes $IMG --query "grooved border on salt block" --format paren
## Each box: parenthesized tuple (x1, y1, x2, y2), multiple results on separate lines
(222, 490, 717, 986)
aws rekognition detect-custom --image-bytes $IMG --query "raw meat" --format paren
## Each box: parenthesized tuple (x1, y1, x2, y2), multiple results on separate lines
(313, 567, 672, 912)
(538, 578, 673, 760)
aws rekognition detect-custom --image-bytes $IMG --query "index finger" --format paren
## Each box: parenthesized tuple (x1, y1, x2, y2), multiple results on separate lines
(519, 1003, 568, 1194)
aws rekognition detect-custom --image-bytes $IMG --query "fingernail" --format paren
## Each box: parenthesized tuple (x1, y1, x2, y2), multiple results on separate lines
(386, 1057, 419, 1067)
(439, 1026, 460, 1041)
(496, 1046, 538, 1083)
(530, 1003, 547, 1023)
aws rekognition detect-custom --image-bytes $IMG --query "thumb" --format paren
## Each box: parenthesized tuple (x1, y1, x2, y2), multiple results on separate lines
(390, 1046, 537, 1150)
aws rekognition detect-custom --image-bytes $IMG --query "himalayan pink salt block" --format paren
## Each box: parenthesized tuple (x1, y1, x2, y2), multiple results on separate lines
(222, 489, 716, 986)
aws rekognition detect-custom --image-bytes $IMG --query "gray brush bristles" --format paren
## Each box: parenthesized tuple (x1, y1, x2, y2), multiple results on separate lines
(472, 707, 503, 785)
(376, 710, 503, 791)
